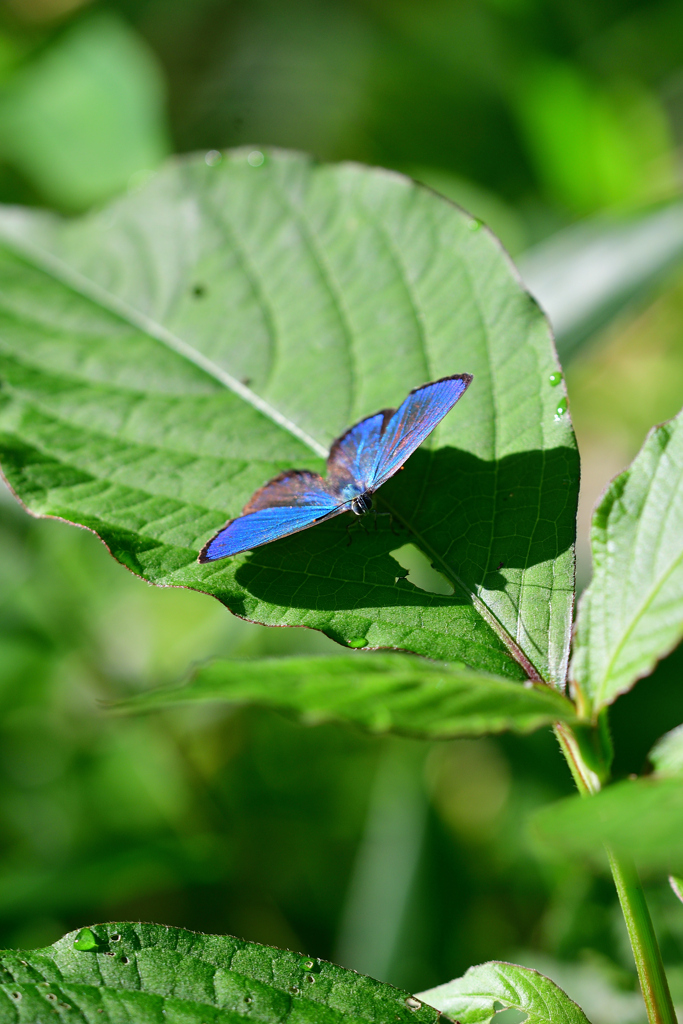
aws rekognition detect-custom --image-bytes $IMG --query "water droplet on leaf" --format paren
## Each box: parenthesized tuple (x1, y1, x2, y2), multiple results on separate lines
(555, 397, 567, 416)
(467, 218, 482, 231)
(348, 638, 368, 648)
(405, 996, 422, 1011)
(549, 372, 562, 386)
(73, 928, 98, 951)
(205, 150, 222, 166)
(247, 150, 265, 167)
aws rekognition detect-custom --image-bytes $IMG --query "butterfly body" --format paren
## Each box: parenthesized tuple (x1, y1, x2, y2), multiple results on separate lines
(351, 492, 373, 516)
(198, 373, 472, 563)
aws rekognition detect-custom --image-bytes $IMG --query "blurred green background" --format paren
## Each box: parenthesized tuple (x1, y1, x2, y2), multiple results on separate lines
(1, 0, 683, 1020)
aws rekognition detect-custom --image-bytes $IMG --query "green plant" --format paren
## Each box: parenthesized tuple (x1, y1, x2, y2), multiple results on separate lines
(0, 147, 681, 1024)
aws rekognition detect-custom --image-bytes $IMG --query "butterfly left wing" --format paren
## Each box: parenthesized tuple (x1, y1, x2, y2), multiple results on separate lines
(368, 374, 472, 491)
(199, 469, 345, 562)
(199, 502, 344, 561)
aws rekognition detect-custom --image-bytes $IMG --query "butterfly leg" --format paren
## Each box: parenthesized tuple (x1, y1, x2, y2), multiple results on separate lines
(372, 510, 401, 535)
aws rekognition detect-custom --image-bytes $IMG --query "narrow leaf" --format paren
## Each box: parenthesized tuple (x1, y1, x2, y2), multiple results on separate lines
(572, 407, 683, 713)
(119, 654, 576, 738)
(518, 202, 683, 360)
(0, 922, 441, 1024)
(669, 875, 683, 904)
(0, 149, 578, 682)
(418, 960, 591, 1024)
(532, 776, 683, 873)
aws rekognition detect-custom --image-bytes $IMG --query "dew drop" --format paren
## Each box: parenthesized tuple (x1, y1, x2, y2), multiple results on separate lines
(245, 996, 253, 1005)
(289, 985, 300, 995)
(300, 959, 315, 970)
(247, 150, 265, 167)
(110, 933, 121, 942)
(348, 638, 368, 648)
(548, 372, 562, 386)
(205, 150, 222, 167)
(467, 218, 482, 231)
(121, 957, 130, 965)
(73, 928, 98, 951)
(305, 974, 316, 984)
(47, 993, 57, 1002)
(10, 992, 21, 1001)
(555, 397, 567, 417)
(405, 996, 422, 1011)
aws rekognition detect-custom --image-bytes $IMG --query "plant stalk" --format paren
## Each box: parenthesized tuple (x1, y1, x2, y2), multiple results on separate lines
(553, 723, 678, 1024)
(607, 848, 678, 1024)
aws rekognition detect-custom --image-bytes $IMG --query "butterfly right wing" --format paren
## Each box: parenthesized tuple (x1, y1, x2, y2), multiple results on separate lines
(199, 469, 345, 562)
(326, 410, 393, 497)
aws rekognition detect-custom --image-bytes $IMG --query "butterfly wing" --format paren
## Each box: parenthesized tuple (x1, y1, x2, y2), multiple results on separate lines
(326, 410, 393, 497)
(368, 374, 472, 490)
(199, 503, 345, 561)
(199, 469, 345, 562)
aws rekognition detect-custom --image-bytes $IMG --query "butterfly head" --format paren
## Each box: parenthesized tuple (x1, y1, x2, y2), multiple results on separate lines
(351, 492, 373, 516)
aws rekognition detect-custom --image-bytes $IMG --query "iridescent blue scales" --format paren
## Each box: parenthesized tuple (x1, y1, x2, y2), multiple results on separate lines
(198, 373, 473, 562)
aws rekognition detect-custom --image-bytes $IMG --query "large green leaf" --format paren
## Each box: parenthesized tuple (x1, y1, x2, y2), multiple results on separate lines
(119, 654, 576, 738)
(571, 407, 683, 714)
(418, 961, 591, 1024)
(0, 921, 442, 1024)
(0, 149, 578, 682)
(531, 776, 683, 873)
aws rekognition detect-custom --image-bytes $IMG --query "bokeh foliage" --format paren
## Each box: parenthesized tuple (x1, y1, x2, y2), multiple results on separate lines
(0, 2, 683, 1023)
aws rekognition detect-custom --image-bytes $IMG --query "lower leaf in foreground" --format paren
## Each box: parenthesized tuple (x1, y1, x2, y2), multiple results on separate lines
(118, 654, 576, 738)
(0, 922, 441, 1024)
(418, 960, 591, 1024)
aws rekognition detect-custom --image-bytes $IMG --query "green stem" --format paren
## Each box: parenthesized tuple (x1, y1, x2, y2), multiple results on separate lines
(553, 723, 678, 1024)
(607, 848, 678, 1024)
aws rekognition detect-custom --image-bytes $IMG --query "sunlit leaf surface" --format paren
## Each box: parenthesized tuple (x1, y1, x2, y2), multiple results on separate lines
(572, 406, 683, 713)
(418, 960, 590, 1024)
(0, 149, 577, 681)
(120, 654, 576, 738)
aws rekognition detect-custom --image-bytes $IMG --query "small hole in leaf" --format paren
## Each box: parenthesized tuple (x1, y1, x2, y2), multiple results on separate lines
(390, 544, 454, 595)
(492, 1007, 528, 1024)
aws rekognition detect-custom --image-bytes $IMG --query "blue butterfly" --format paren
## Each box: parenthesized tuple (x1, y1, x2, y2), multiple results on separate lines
(198, 373, 472, 562)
